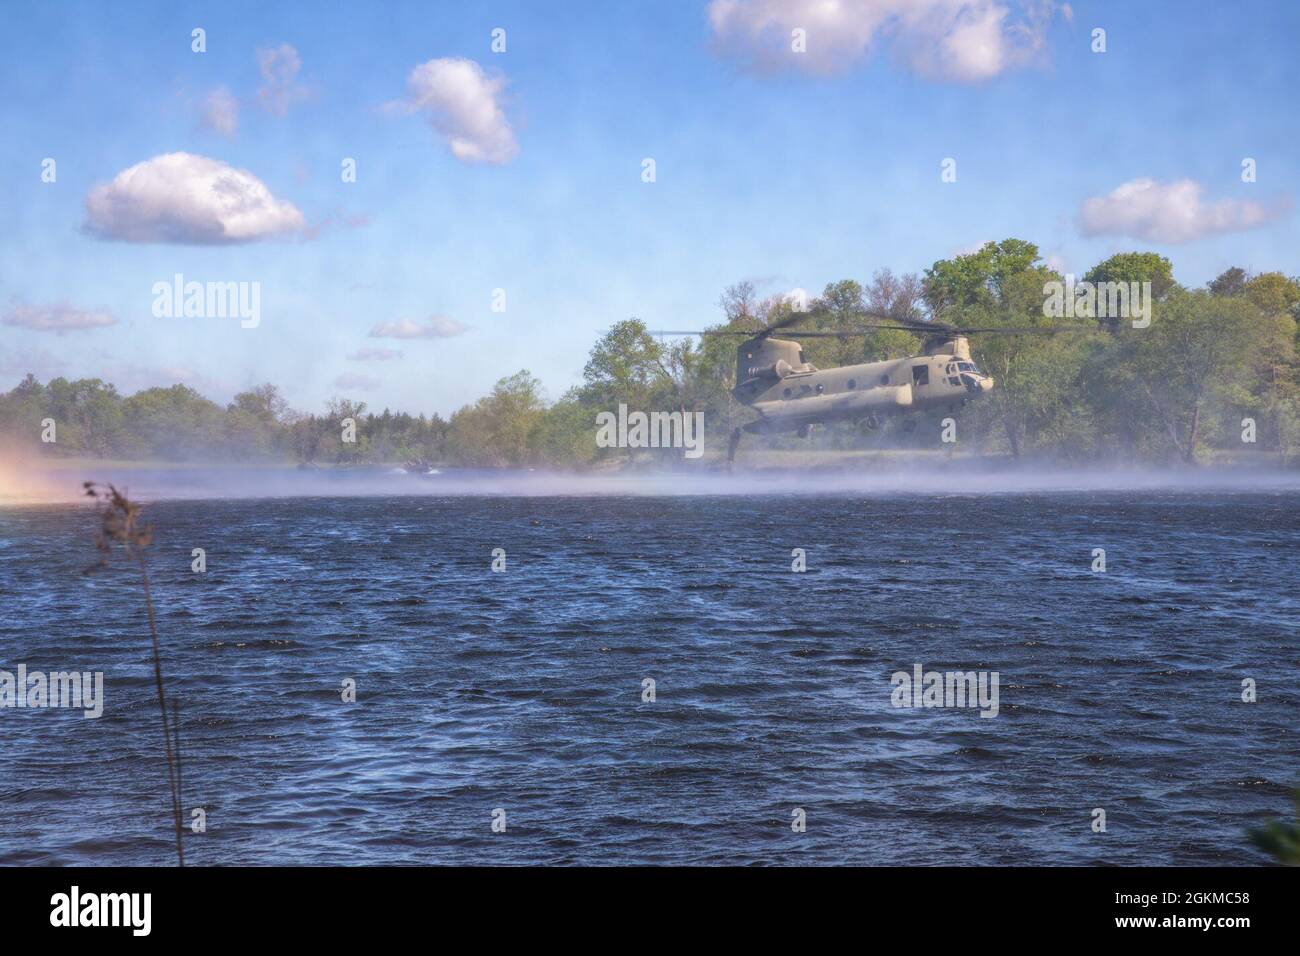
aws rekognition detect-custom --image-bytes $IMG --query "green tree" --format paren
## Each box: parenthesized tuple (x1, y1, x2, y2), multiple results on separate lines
(0, 373, 48, 449)
(43, 378, 124, 457)
(121, 385, 224, 460)
(1208, 266, 1249, 298)
(448, 371, 547, 466)
(582, 319, 663, 408)
(536, 388, 598, 466)
(1240, 273, 1300, 460)
(1083, 252, 1177, 301)
(923, 239, 1068, 458)
(1124, 290, 1262, 463)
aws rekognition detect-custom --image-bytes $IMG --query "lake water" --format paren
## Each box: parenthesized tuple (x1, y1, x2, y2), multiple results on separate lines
(1, 477, 1297, 864)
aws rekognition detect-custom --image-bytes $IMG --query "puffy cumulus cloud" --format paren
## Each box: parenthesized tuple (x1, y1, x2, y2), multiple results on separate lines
(84, 152, 306, 244)
(333, 373, 382, 391)
(707, 0, 1057, 81)
(402, 57, 517, 163)
(369, 316, 467, 340)
(347, 347, 403, 361)
(1079, 178, 1289, 244)
(2, 303, 116, 333)
(199, 87, 239, 137)
(256, 43, 310, 116)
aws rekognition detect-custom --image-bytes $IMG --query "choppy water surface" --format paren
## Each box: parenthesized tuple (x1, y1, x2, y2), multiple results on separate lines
(1, 486, 1297, 865)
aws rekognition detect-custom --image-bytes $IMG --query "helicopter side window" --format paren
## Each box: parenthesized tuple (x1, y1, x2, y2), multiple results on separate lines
(846, 378, 856, 390)
(783, 387, 792, 398)
(912, 365, 929, 387)
(948, 376, 961, 386)
(879, 374, 890, 386)
(815, 383, 825, 394)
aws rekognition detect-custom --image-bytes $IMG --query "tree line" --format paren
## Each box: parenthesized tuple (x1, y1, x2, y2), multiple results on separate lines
(3, 239, 1298, 467)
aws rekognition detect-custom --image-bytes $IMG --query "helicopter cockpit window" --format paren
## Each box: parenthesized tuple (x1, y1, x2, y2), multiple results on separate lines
(912, 365, 929, 387)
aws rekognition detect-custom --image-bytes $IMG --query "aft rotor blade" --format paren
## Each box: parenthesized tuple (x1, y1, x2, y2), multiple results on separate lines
(950, 325, 1098, 334)
(647, 327, 919, 337)
(733, 324, 1097, 336)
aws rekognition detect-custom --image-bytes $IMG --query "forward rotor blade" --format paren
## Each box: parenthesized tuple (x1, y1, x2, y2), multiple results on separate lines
(757, 310, 815, 337)
(648, 329, 744, 336)
(764, 326, 927, 337)
(648, 322, 1097, 338)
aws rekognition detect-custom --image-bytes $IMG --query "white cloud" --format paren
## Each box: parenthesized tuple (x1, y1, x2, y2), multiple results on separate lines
(369, 316, 467, 340)
(347, 347, 403, 361)
(2, 303, 116, 333)
(84, 152, 306, 244)
(199, 87, 239, 137)
(257, 43, 309, 116)
(1079, 178, 1288, 244)
(707, 0, 1056, 81)
(333, 373, 382, 391)
(402, 57, 517, 163)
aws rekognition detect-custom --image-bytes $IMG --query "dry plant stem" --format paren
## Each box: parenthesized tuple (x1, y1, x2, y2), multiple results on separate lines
(172, 698, 182, 847)
(136, 550, 184, 866)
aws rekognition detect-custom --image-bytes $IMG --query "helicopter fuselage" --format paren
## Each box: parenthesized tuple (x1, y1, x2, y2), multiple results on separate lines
(732, 336, 994, 432)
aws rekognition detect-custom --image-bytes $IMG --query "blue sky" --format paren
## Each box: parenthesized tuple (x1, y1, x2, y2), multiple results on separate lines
(2, 0, 1298, 416)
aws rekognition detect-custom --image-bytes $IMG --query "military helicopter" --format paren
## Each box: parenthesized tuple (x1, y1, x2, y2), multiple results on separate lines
(654, 309, 1084, 463)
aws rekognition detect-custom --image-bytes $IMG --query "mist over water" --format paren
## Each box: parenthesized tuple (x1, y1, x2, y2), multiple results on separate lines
(6, 461, 1300, 506)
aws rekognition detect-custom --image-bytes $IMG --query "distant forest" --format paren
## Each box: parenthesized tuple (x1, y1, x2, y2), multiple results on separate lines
(4, 240, 1299, 467)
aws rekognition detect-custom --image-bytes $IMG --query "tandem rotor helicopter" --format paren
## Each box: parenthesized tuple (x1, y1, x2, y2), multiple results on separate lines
(654, 309, 1087, 464)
